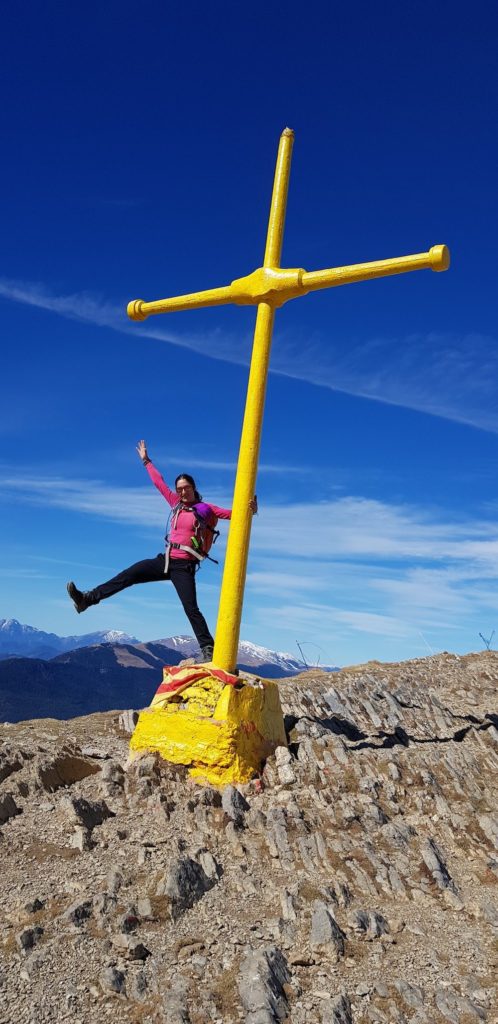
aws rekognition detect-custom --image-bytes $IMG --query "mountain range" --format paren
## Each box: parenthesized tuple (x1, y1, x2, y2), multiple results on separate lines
(0, 617, 139, 660)
(0, 619, 338, 723)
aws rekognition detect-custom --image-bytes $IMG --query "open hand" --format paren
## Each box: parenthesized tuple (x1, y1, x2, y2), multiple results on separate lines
(250, 495, 258, 515)
(136, 439, 149, 462)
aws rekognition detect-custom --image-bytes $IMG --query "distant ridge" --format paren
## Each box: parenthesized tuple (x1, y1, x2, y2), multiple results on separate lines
(0, 619, 337, 674)
(0, 618, 138, 660)
(0, 620, 338, 723)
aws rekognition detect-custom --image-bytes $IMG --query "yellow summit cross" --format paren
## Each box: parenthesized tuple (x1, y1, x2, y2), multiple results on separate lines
(128, 128, 449, 675)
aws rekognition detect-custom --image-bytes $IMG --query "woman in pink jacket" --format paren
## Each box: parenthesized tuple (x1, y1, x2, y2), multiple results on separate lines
(67, 440, 257, 661)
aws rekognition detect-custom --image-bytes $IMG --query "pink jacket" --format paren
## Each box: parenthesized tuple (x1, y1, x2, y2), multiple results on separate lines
(145, 462, 231, 560)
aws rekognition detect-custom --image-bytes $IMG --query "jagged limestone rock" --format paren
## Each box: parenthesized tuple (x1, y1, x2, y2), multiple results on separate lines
(311, 901, 346, 957)
(0, 791, 21, 824)
(158, 856, 217, 920)
(238, 945, 290, 1023)
(60, 794, 114, 830)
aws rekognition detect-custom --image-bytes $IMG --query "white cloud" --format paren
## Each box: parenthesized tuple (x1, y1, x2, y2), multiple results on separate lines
(158, 454, 306, 474)
(2, 276, 498, 433)
(246, 570, 327, 594)
(252, 497, 498, 563)
(0, 276, 249, 365)
(0, 568, 53, 580)
(0, 473, 164, 528)
(3, 465, 498, 657)
(253, 600, 412, 641)
(3, 474, 498, 574)
(271, 329, 498, 434)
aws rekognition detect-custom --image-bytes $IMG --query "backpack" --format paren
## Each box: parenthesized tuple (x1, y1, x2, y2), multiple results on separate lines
(166, 501, 220, 567)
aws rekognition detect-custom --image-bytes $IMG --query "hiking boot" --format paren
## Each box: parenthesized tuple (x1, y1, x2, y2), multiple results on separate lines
(67, 581, 97, 614)
(200, 645, 214, 663)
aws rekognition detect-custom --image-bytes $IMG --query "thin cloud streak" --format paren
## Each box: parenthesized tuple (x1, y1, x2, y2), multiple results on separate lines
(0, 277, 248, 364)
(3, 466, 498, 653)
(257, 601, 414, 641)
(159, 455, 306, 474)
(2, 277, 498, 433)
(0, 474, 164, 528)
(4, 471, 498, 572)
(271, 330, 498, 434)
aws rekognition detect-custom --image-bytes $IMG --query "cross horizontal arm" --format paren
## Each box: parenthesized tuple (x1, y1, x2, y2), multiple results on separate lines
(127, 245, 450, 321)
(127, 284, 233, 321)
(302, 244, 450, 293)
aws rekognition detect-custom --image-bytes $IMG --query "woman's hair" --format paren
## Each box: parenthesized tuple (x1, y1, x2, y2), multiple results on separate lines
(175, 473, 202, 503)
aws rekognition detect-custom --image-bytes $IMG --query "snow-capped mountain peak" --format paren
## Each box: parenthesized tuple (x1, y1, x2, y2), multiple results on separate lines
(0, 619, 139, 658)
(100, 630, 136, 644)
(0, 620, 338, 674)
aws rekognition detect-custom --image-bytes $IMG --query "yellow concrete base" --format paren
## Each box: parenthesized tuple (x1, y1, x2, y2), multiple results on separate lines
(129, 664, 287, 787)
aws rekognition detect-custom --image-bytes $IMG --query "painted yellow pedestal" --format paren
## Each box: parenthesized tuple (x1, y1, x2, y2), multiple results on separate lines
(129, 666, 287, 787)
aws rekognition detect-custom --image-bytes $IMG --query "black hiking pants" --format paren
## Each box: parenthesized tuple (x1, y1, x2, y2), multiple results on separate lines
(91, 554, 213, 652)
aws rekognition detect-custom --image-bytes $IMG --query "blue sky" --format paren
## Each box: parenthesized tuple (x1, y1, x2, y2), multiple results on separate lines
(1, 1, 498, 666)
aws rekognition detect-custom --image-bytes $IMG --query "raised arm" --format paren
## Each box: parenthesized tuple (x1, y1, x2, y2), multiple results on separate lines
(136, 439, 177, 507)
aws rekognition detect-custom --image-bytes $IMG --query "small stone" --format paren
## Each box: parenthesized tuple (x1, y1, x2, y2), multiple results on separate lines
(281, 889, 298, 922)
(136, 897, 155, 920)
(37, 751, 100, 791)
(127, 941, 151, 961)
(322, 992, 352, 1024)
(65, 899, 93, 927)
(246, 808, 266, 832)
(374, 981, 389, 998)
(130, 969, 149, 1001)
(0, 791, 21, 824)
(80, 745, 109, 759)
(60, 795, 114, 831)
(107, 867, 125, 895)
(310, 901, 345, 958)
(421, 838, 457, 892)
(118, 710, 139, 734)
(94, 892, 117, 922)
(394, 979, 425, 1009)
(158, 857, 217, 920)
(238, 946, 290, 1022)
(351, 909, 389, 940)
(119, 909, 139, 933)
(24, 898, 45, 913)
(100, 966, 126, 995)
(443, 888, 465, 911)
(112, 933, 148, 958)
(19, 953, 44, 981)
(135, 754, 160, 779)
(222, 784, 250, 824)
(289, 954, 315, 967)
(275, 745, 296, 785)
(198, 849, 221, 881)
(17, 926, 44, 952)
(71, 826, 93, 852)
(99, 760, 126, 796)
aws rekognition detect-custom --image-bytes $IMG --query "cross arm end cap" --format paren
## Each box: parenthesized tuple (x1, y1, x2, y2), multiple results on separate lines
(429, 245, 450, 272)
(127, 300, 148, 321)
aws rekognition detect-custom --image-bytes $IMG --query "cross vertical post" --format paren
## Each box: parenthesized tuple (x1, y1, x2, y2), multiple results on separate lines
(212, 129, 294, 671)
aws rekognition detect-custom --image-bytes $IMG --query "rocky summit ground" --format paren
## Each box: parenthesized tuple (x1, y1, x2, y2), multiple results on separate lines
(0, 650, 497, 1024)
